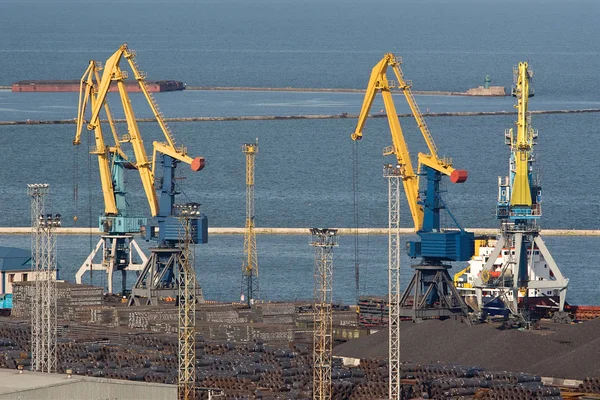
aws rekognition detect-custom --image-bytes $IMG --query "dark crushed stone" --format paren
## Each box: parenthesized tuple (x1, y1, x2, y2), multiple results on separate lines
(333, 318, 600, 380)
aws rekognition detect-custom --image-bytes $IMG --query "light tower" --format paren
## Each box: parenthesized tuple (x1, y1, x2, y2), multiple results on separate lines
(28, 184, 60, 373)
(241, 141, 259, 306)
(310, 228, 338, 400)
(175, 202, 201, 400)
(383, 164, 401, 400)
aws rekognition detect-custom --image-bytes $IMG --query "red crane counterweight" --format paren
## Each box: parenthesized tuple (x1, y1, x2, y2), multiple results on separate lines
(450, 169, 468, 183)
(191, 157, 205, 172)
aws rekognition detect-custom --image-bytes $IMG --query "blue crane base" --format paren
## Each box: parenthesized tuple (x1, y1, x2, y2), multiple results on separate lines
(127, 247, 203, 306)
(399, 264, 471, 323)
(408, 230, 474, 262)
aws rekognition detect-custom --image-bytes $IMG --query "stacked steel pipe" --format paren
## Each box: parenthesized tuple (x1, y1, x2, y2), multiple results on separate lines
(578, 378, 600, 394)
(394, 363, 564, 400)
(0, 319, 592, 400)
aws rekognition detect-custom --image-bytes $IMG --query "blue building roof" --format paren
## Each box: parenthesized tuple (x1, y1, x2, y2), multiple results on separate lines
(0, 247, 31, 272)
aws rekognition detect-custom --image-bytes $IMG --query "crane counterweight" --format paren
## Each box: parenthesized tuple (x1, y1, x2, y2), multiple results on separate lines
(191, 157, 205, 171)
(450, 169, 468, 183)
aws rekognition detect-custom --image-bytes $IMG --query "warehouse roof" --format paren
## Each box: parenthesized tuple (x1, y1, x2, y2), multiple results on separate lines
(0, 368, 176, 399)
(0, 247, 30, 272)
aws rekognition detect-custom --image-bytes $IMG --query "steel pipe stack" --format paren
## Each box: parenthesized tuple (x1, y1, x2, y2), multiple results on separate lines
(578, 377, 600, 394)
(0, 318, 584, 399)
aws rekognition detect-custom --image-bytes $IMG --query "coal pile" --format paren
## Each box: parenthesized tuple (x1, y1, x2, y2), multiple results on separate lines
(334, 318, 600, 380)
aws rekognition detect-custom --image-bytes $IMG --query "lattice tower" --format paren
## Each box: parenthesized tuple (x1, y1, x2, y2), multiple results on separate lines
(384, 165, 401, 399)
(28, 184, 58, 373)
(310, 228, 338, 400)
(177, 207, 197, 400)
(241, 142, 259, 306)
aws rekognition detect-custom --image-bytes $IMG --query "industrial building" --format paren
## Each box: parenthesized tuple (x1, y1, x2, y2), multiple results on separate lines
(0, 369, 175, 400)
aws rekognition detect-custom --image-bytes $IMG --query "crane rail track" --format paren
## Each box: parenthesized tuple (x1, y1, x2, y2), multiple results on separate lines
(0, 227, 598, 236)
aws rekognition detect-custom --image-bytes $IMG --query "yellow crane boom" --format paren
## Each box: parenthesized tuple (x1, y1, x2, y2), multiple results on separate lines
(75, 60, 128, 216)
(509, 61, 534, 207)
(351, 53, 467, 231)
(85, 43, 204, 217)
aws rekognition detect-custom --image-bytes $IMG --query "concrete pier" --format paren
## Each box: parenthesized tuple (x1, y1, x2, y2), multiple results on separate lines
(0, 227, 597, 236)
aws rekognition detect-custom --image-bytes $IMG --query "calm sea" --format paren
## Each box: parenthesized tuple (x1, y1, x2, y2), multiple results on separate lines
(0, 0, 598, 305)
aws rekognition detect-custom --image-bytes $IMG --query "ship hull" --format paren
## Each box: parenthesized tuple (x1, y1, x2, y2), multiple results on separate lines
(12, 80, 185, 92)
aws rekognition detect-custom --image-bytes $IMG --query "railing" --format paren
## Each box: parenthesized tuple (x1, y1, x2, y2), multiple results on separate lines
(383, 145, 395, 156)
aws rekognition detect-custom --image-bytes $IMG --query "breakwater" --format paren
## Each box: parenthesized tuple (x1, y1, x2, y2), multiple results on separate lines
(186, 86, 481, 96)
(0, 227, 598, 236)
(0, 84, 478, 96)
(2, 108, 600, 126)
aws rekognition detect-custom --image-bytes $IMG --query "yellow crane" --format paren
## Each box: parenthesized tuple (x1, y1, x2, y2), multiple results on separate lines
(85, 43, 204, 219)
(508, 62, 535, 207)
(351, 53, 473, 400)
(75, 60, 123, 216)
(77, 44, 208, 400)
(351, 53, 467, 232)
(74, 59, 148, 294)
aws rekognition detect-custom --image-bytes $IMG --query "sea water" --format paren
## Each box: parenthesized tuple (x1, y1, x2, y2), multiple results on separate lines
(0, 0, 598, 305)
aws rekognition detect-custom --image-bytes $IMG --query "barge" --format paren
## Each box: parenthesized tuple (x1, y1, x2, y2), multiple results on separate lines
(11, 80, 185, 93)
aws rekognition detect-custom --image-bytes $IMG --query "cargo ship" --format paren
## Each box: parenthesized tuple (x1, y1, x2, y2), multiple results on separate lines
(454, 238, 600, 321)
(453, 237, 566, 316)
(11, 80, 185, 93)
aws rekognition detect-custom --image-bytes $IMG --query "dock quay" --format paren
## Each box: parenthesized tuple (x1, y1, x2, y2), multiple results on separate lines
(0, 227, 597, 236)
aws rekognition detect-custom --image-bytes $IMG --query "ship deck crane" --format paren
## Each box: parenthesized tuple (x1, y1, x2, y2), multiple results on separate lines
(471, 62, 568, 322)
(73, 59, 147, 294)
(352, 53, 473, 400)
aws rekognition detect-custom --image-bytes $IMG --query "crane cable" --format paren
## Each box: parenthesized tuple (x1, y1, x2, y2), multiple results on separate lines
(87, 129, 94, 286)
(352, 141, 360, 303)
(73, 136, 79, 224)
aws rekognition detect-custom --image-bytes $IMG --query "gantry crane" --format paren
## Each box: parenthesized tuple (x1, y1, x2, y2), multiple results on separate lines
(471, 62, 568, 322)
(352, 53, 473, 399)
(77, 44, 207, 308)
(80, 44, 207, 400)
(74, 59, 148, 294)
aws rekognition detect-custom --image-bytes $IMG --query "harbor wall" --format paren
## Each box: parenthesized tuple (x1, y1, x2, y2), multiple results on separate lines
(0, 227, 598, 236)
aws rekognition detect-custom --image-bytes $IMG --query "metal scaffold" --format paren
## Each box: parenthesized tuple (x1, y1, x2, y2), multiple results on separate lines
(175, 203, 200, 400)
(28, 183, 60, 373)
(241, 141, 259, 306)
(310, 228, 338, 400)
(384, 165, 401, 400)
